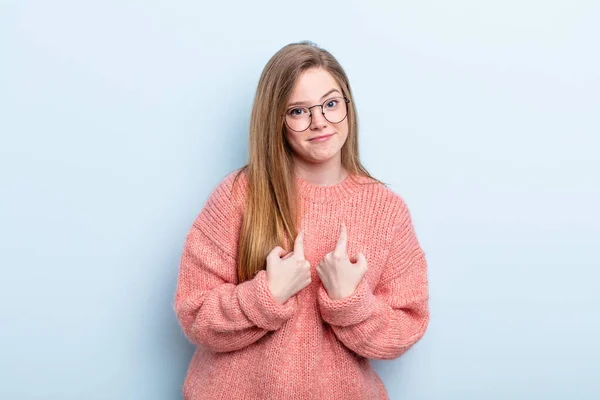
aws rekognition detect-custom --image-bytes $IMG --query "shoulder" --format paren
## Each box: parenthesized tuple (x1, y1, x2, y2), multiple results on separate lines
(202, 167, 249, 214)
(192, 167, 249, 257)
(382, 185, 417, 237)
(364, 181, 425, 274)
(356, 175, 412, 224)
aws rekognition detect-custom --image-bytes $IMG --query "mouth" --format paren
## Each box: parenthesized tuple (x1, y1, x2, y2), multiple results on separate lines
(308, 133, 335, 141)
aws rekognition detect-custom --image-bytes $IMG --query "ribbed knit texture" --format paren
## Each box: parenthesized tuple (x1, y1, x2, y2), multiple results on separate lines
(174, 169, 429, 400)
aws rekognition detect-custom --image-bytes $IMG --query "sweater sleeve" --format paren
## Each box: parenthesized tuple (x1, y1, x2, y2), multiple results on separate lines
(317, 199, 429, 360)
(174, 171, 297, 353)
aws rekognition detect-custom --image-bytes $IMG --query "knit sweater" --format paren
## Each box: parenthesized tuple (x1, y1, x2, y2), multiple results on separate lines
(174, 168, 429, 400)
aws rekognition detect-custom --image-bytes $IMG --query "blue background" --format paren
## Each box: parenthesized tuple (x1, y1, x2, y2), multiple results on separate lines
(1, 0, 599, 398)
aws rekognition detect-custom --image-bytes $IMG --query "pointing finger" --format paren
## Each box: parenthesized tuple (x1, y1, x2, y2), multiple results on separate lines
(334, 222, 347, 254)
(293, 229, 305, 258)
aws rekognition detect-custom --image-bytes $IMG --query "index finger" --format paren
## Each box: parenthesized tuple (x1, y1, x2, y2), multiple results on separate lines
(334, 222, 347, 254)
(293, 229, 305, 258)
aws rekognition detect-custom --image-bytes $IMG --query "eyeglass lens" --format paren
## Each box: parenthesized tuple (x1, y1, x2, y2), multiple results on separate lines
(285, 97, 348, 132)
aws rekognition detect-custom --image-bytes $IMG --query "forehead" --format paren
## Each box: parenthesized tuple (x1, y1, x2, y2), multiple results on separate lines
(288, 68, 341, 102)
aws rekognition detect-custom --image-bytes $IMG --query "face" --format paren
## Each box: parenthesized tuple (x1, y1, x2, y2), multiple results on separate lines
(283, 68, 349, 166)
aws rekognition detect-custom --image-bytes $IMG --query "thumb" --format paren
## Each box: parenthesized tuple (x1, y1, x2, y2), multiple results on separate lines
(269, 246, 286, 258)
(355, 252, 367, 267)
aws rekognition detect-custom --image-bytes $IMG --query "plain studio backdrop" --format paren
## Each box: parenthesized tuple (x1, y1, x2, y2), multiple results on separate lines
(1, 1, 598, 399)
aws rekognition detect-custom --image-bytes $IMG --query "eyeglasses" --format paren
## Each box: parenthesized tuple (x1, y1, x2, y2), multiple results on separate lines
(284, 96, 351, 132)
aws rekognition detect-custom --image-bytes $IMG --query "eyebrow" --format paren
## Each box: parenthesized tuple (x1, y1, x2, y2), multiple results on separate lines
(287, 89, 341, 108)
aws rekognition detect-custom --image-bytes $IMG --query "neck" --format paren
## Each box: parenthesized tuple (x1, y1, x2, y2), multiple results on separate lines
(293, 156, 347, 186)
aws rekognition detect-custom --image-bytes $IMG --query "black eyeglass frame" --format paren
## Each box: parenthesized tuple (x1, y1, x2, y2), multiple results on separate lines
(283, 96, 351, 132)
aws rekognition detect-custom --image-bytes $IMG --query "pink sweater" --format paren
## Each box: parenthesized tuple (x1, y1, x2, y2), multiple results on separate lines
(174, 169, 429, 399)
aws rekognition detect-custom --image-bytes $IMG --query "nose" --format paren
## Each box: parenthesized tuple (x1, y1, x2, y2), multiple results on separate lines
(309, 106, 328, 130)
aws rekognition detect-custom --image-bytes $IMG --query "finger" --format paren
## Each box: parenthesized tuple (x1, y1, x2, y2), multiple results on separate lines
(282, 251, 294, 260)
(334, 222, 347, 254)
(293, 229, 305, 258)
(269, 246, 286, 259)
(355, 252, 367, 267)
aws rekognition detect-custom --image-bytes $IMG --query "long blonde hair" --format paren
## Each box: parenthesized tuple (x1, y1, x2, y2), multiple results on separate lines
(231, 41, 383, 283)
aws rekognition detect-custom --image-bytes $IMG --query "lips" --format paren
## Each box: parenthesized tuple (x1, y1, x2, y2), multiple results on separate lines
(309, 133, 334, 141)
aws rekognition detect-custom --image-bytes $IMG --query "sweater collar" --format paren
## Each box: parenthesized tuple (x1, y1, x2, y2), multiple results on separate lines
(294, 173, 368, 203)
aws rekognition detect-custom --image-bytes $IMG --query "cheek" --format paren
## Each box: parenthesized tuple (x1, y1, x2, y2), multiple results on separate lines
(286, 133, 312, 158)
(284, 130, 301, 149)
(337, 123, 349, 143)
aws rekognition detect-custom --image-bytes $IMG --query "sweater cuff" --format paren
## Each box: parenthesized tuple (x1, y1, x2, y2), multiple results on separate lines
(237, 270, 297, 330)
(318, 278, 377, 327)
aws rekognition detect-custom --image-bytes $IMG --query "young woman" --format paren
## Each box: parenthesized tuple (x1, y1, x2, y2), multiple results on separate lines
(174, 41, 429, 400)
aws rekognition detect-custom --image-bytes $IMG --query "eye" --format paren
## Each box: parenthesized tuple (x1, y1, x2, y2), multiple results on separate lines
(325, 99, 339, 109)
(288, 108, 306, 116)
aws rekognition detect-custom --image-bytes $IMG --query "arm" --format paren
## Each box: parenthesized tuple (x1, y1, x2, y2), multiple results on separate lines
(174, 172, 297, 353)
(317, 201, 429, 360)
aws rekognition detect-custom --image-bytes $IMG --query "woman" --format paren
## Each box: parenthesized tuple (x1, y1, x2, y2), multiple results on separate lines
(174, 41, 429, 400)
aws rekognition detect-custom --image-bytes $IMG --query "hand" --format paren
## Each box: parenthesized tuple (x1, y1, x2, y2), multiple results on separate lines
(316, 222, 368, 300)
(265, 229, 312, 304)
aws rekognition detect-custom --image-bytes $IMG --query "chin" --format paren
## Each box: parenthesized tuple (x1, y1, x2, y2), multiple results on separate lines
(307, 151, 343, 164)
